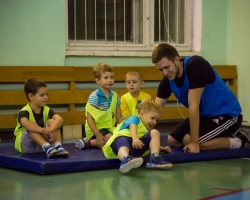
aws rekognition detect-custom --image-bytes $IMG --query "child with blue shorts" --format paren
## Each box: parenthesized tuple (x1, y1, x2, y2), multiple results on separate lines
(75, 62, 124, 149)
(102, 99, 172, 173)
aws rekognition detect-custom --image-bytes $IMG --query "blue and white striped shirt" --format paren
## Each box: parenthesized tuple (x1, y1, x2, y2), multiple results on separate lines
(88, 88, 121, 111)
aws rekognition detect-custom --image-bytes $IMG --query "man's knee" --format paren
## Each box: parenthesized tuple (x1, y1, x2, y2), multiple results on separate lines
(167, 135, 183, 147)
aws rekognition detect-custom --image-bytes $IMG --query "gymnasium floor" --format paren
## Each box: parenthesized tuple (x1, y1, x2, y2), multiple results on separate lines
(1, 126, 250, 200)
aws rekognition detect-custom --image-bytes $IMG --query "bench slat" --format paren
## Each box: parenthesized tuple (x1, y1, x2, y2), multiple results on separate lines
(0, 67, 75, 82)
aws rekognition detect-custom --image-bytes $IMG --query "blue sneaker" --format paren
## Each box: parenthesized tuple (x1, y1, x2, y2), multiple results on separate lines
(75, 137, 89, 149)
(119, 155, 143, 173)
(235, 129, 250, 148)
(44, 145, 58, 158)
(146, 153, 172, 169)
(55, 145, 69, 157)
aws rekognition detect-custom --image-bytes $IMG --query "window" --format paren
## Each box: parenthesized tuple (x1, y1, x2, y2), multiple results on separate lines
(66, 0, 201, 56)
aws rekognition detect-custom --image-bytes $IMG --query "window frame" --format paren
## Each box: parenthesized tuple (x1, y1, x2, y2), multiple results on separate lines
(65, 0, 202, 57)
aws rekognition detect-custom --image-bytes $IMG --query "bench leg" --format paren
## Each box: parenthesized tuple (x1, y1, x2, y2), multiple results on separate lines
(62, 125, 82, 139)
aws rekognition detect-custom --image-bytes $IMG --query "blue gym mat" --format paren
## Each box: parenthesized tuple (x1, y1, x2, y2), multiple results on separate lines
(0, 135, 250, 174)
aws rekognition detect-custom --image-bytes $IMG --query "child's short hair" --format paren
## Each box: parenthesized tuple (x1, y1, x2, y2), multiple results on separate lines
(24, 78, 47, 101)
(93, 62, 114, 79)
(138, 99, 162, 114)
(126, 70, 143, 81)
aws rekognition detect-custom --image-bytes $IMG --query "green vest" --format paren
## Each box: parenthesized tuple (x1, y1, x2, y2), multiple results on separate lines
(85, 93, 117, 139)
(125, 92, 138, 116)
(102, 119, 149, 158)
(14, 104, 50, 153)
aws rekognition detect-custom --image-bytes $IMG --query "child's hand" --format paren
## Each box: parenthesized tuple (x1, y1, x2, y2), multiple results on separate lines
(160, 146, 171, 154)
(47, 133, 54, 143)
(132, 138, 144, 149)
(96, 135, 105, 148)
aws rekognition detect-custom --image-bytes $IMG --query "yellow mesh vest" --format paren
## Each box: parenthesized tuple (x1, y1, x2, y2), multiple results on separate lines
(102, 119, 149, 158)
(14, 104, 50, 153)
(85, 93, 117, 139)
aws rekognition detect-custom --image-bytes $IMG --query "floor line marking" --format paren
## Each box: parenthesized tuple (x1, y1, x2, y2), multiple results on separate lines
(198, 187, 250, 200)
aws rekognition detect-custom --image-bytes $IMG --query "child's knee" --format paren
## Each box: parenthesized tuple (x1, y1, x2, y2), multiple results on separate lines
(150, 129, 160, 138)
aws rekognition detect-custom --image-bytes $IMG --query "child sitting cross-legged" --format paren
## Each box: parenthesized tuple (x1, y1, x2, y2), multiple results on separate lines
(102, 99, 172, 173)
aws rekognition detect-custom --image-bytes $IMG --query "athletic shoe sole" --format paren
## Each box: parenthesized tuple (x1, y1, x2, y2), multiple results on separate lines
(75, 139, 85, 149)
(47, 149, 58, 158)
(56, 151, 69, 157)
(146, 162, 173, 170)
(236, 129, 250, 148)
(119, 158, 143, 173)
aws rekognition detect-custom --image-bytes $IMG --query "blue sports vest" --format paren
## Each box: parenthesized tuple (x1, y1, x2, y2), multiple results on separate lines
(169, 56, 241, 117)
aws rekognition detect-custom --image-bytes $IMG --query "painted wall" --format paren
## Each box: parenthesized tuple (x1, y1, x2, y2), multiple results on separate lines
(0, 0, 66, 66)
(0, 0, 249, 121)
(0, 0, 229, 66)
(201, 0, 228, 64)
(227, 0, 250, 122)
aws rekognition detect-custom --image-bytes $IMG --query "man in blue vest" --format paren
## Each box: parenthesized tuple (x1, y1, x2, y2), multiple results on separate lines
(152, 43, 250, 153)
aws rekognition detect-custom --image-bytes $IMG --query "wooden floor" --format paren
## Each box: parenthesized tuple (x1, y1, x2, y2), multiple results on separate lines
(1, 125, 250, 200)
(0, 158, 250, 200)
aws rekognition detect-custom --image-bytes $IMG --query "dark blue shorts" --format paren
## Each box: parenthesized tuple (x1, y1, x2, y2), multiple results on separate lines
(111, 131, 151, 157)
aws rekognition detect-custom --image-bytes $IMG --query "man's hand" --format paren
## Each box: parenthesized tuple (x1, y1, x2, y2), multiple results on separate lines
(183, 142, 200, 153)
(132, 138, 144, 149)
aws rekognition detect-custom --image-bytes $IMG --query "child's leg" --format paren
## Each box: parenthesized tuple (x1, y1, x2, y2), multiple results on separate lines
(28, 131, 58, 158)
(146, 129, 172, 169)
(89, 133, 112, 147)
(111, 137, 143, 173)
(75, 129, 112, 149)
(47, 119, 69, 157)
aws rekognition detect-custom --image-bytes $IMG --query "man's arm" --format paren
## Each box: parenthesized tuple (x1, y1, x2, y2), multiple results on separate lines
(155, 97, 168, 109)
(183, 87, 204, 153)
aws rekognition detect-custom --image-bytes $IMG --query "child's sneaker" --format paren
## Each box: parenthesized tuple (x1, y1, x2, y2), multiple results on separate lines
(119, 155, 143, 173)
(235, 129, 250, 148)
(44, 145, 58, 158)
(75, 137, 89, 149)
(55, 145, 69, 157)
(146, 153, 172, 169)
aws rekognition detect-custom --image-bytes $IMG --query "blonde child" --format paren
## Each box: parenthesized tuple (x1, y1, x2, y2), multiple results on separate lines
(75, 62, 124, 149)
(102, 99, 172, 173)
(121, 70, 151, 118)
(14, 78, 69, 158)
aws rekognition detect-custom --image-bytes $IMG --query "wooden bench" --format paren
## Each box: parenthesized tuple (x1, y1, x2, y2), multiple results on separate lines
(0, 65, 237, 139)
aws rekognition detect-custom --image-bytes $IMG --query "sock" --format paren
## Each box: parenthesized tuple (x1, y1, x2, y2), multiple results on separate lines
(229, 137, 242, 149)
(88, 140, 91, 147)
(54, 141, 62, 148)
(42, 142, 52, 152)
(151, 153, 159, 157)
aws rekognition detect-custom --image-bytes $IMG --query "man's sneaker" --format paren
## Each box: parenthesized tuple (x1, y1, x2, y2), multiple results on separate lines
(44, 145, 58, 158)
(55, 145, 69, 157)
(75, 137, 89, 149)
(119, 155, 143, 173)
(235, 129, 250, 148)
(146, 153, 172, 169)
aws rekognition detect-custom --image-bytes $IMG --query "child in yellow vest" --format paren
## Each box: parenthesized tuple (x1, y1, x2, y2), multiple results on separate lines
(121, 70, 151, 118)
(102, 99, 172, 173)
(14, 78, 69, 158)
(75, 62, 124, 149)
